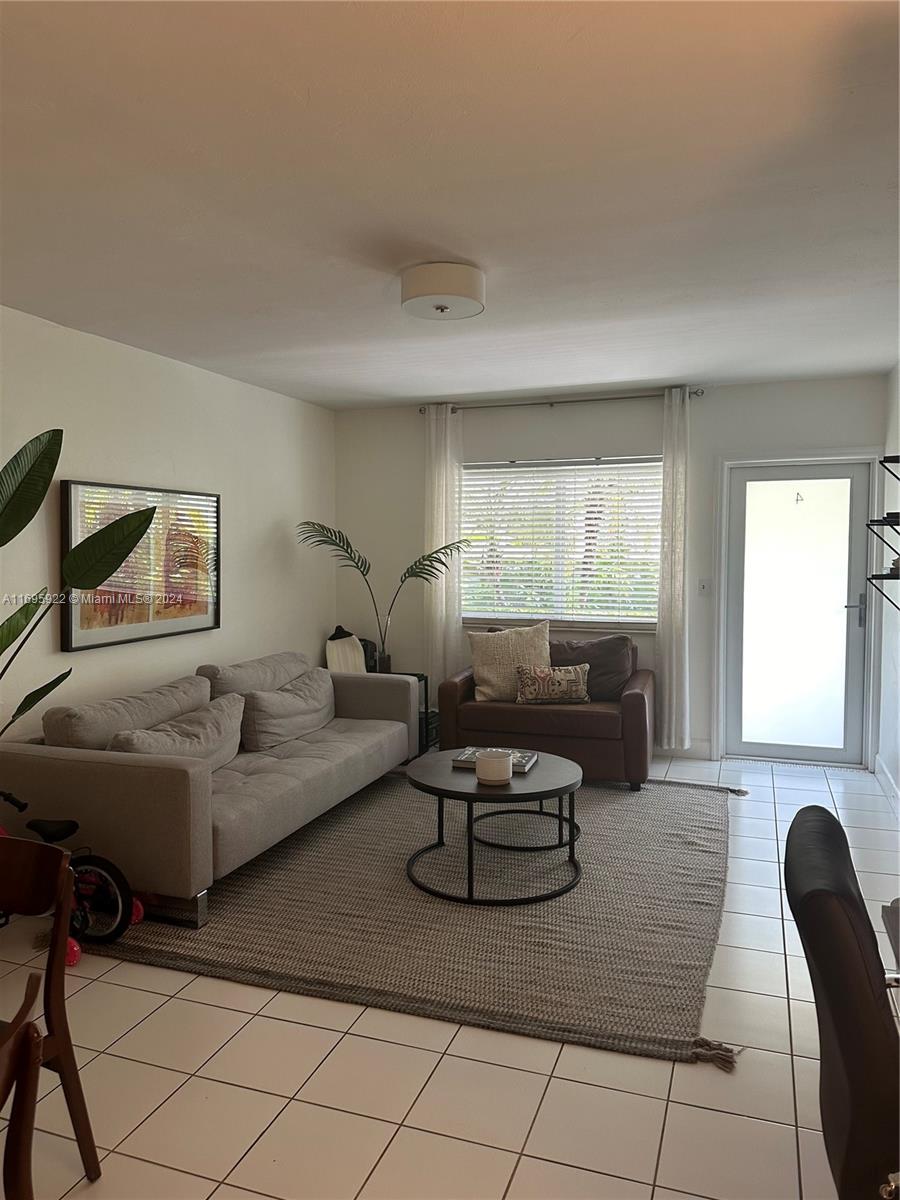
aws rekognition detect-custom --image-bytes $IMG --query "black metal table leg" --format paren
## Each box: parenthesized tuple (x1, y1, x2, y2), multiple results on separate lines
(557, 795, 564, 846)
(437, 796, 444, 846)
(568, 792, 576, 862)
(467, 802, 474, 901)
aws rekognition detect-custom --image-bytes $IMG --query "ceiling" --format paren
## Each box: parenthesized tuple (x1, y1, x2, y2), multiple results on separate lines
(1, 2, 897, 408)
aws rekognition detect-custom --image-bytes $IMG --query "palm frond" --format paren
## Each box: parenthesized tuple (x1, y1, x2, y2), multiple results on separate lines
(399, 539, 470, 584)
(297, 521, 371, 577)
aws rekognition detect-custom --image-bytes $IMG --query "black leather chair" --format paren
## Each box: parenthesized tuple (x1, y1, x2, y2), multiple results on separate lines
(784, 805, 899, 1200)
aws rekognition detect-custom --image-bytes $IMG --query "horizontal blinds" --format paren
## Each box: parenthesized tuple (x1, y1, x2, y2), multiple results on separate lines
(75, 485, 218, 601)
(461, 457, 662, 623)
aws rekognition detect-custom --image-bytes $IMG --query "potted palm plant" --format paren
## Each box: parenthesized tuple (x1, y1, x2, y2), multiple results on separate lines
(297, 521, 468, 670)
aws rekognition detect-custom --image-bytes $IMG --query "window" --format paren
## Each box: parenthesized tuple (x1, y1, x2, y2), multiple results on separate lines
(460, 457, 663, 626)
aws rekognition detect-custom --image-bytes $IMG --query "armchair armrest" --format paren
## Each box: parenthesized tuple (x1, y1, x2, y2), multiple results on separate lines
(621, 668, 655, 787)
(331, 672, 419, 759)
(0, 742, 212, 899)
(439, 668, 475, 750)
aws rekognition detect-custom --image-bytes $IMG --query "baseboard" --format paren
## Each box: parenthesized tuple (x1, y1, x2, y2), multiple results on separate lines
(875, 753, 899, 813)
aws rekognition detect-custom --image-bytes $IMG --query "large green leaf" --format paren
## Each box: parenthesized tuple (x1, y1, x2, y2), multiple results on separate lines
(2, 669, 72, 734)
(297, 521, 371, 576)
(0, 589, 47, 655)
(62, 507, 156, 590)
(399, 540, 470, 583)
(0, 430, 63, 547)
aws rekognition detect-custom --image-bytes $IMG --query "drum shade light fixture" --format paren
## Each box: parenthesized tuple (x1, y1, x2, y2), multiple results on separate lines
(401, 262, 486, 320)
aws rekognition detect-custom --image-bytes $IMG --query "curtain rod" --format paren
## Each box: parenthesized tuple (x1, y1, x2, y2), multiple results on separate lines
(417, 388, 704, 415)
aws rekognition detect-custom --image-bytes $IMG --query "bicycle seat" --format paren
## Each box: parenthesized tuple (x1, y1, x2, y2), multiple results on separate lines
(25, 818, 79, 845)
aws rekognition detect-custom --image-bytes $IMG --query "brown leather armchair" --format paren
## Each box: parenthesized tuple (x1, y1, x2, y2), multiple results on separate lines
(439, 647, 655, 789)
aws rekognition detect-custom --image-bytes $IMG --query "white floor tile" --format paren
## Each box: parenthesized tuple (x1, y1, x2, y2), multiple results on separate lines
(198, 1014, 340, 1096)
(657, 1103, 799, 1199)
(835, 807, 900, 830)
(718, 912, 785, 953)
(708, 945, 787, 997)
(64, 1151, 216, 1198)
(729, 836, 779, 862)
(856, 870, 899, 904)
(727, 783, 776, 801)
(99, 962, 196, 995)
(62, 980, 166, 1051)
(724, 882, 782, 918)
(726, 858, 781, 888)
(177, 975, 278, 1013)
(668, 762, 721, 782)
(773, 775, 829, 793)
(554, 1043, 671, 1098)
(842, 825, 900, 851)
(35, 1051, 187, 1149)
(793, 1054, 822, 1130)
(787, 955, 814, 1002)
(351, 1007, 458, 1051)
(508, 1156, 651, 1199)
(406, 1055, 545, 1152)
(772, 764, 825, 777)
(701, 987, 791, 1054)
(798, 1127, 838, 1199)
(729, 797, 776, 819)
(729, 815, 777, 839)
(720, 767, 774, 786)
(109, 997, 249, 1072)
(118, 1076, 284, 1179)
(782, 921, 804, 956)
(0, 915, 52, 963)
(654, 1191, 709, 1200)
(298, 1033, 439, 1121)
(525, 1078, 665, 1183)
(671, 1047, 794, 1124)
(0, 964, 88, 1021)
(261, 991, 364, 1030)
(0, 1127, 89, 1200)
(228, 1099, 394, 1200)
(67, 953, 120, 981)
(359, 1126, 516, 1200)
(790, 999, 820, 1059)
(828, 776, 885, 796)
(850, 845, 900, 876)
(1, 1045, 97, 1121)
(834, 791, 895, 812)
(448, 1025, 559, 1074)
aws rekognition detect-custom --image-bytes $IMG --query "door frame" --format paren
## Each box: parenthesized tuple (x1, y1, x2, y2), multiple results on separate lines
(711, 449, 883, 766)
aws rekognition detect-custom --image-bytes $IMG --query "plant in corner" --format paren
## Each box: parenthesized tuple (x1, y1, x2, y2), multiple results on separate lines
(297, 521, 469, 668)
(0, 429, 156, 736)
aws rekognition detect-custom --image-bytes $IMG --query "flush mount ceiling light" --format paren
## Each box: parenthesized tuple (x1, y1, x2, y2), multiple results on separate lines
(400, 262, 486, 320)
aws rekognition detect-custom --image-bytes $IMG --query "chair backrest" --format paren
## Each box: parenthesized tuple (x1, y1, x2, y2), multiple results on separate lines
(784, 805, 899, 1199)
(0, 838, 69, 916)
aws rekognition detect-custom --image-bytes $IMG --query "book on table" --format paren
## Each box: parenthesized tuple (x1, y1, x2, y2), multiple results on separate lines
(451, 747, 538, 774)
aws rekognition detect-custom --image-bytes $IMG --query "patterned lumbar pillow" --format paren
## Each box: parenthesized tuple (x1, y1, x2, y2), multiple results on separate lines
(468, 621, 551, 701)
(516, 663, 590, 705)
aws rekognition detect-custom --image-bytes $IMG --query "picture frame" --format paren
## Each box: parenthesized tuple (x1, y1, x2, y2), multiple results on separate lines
(61, 480, 221, 652)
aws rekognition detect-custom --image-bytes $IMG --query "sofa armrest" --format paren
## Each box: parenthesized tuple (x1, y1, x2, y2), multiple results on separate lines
(439, 668, 475, 750)
(331, 672, 419, 759)
(621, 669, 655, 786)
(0, 742, 212, 900)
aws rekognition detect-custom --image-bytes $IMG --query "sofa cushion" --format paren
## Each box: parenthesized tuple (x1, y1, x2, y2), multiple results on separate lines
(209, 717, 408, 878)
(107, 694, 244, 771)
(516, 663, 590, 705)
(43, 675, 211, 750)
(551, 635, 634, 700)
(467, 622, 550, 702)
(242, 668, 335, 751)
(458, 698, 622, 739)
(197, 651, 311, 699)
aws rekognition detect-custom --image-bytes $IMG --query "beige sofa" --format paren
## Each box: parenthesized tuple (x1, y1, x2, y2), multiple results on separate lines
(0, 652, 417, 926)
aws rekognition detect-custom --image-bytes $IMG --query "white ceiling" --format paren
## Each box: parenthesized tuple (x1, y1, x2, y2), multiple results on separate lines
(1, 2, 897, 408)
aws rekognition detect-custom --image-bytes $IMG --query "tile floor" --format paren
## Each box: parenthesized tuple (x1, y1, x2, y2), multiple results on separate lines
(3, 759, 898, 1200)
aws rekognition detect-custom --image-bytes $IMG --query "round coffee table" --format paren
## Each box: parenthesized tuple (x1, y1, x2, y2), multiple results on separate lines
(405, 750, 583, 906)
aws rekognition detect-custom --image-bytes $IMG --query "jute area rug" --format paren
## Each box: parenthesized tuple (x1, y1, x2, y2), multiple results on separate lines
(96, 775, 735, 1067)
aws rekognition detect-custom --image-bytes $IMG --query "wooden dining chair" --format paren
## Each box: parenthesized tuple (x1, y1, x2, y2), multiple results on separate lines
(0, 838, 101, 1182)
(0, 971, 43, 1200)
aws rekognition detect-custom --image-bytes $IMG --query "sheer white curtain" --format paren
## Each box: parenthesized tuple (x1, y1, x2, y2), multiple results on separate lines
(424, 404, 466, 685)
(655, 386, 691, 750)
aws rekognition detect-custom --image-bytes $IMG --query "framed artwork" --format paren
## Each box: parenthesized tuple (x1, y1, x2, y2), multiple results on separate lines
(61, 480, 220, 651)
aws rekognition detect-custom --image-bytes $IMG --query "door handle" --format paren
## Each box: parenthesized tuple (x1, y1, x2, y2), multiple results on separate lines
(844, 592, 867, 628)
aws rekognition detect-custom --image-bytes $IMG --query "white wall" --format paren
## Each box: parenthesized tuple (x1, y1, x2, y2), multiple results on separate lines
(877, 365, 899, 801)
(0, 307, 336, 735)
(336, 375, 889, 754)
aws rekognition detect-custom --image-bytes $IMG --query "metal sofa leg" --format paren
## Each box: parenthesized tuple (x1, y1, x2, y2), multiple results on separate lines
(629, 782, 641, 792)
(142, 890, 209, 928)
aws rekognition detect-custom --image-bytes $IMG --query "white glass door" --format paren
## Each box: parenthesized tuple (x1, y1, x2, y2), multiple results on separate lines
(725, 461, 870, 763)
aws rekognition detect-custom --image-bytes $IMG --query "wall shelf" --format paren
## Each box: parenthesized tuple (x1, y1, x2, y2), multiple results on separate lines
(868, 458, 900, 612)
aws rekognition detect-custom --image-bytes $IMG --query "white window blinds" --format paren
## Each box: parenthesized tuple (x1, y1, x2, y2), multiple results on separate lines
(461, 457, 663, 625)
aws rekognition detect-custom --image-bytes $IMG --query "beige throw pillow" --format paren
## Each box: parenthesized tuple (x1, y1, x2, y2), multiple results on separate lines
(468, 621, 551, 702)
(107, 693, 244, 771)
(241, 667, 335, 751)
(516, 663, 590, 705)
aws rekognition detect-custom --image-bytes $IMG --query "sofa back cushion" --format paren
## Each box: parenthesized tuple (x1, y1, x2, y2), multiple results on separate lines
(242, 668, 335, 751)
(550, 635, 634, 700)
(467, 621, 550, 702)
(107, 694, 244, 770)
(197, 651, 311, 699)
(43, 675, 211, 750)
